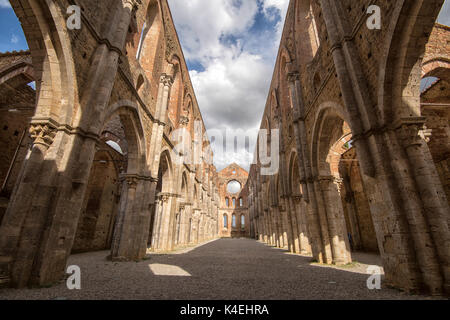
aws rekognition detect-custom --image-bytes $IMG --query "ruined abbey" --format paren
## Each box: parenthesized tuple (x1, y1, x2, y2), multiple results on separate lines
(0, 0, 448, 298)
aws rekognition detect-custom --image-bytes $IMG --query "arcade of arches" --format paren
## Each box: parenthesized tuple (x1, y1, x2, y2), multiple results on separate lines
(248, 0, 450, 296)
(0, 0, 448, 297)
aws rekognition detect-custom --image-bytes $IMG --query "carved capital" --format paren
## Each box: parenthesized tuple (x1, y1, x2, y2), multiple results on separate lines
(160, 73, 174, 87)
(159, 194, 170, 203)
(287, 72, 300, 83)
(397, 124, 426, 148)
(123, 175, 139, 189)
(179, 116, 189, 126)
(29, 124, 57, 148)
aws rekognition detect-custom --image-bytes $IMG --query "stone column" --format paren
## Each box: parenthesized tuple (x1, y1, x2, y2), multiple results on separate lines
(111, 175, 145, 260)
(318, 176, 351, 265)
(286, 196, 300, 253)
(288, 71, 327, 263)
(339, 168, 363, 251)
(292, 196, 312, 255)
(396, 123, 450, 293)
(263, 209, 270, 244)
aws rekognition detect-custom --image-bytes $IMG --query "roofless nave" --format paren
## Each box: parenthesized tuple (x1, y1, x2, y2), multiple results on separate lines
(0, 0, 448, 297)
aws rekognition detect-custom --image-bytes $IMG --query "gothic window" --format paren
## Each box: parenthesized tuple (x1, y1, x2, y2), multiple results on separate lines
(297, 0, 320, 63)
(223, 214, 228, 228)
(136, 22, 147, 60)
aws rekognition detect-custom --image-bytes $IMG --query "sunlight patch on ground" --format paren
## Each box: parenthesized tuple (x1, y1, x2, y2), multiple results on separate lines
(148, 264, 191, 277)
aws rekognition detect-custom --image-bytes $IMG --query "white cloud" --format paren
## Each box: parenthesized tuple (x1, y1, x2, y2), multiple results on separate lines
(0, 0, 11, 8)
(11, 34, 18, 44)
(438, 0, 450, 26)
(168, 0, 289, 170)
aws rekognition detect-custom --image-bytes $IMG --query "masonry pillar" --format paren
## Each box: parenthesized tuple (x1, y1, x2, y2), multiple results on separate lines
(288, 70, 328, 263)
(318, 176, 351, 264)
(111, 174, 153, 260)
(287, 196, 302, 254)
(0, 0, 137, 288)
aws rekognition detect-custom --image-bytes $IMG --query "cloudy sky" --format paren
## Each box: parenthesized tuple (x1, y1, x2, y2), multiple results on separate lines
(168, 0, 290, 171)
(1, 0, 449, 171)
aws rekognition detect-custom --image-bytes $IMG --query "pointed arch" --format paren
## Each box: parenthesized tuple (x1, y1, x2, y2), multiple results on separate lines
(137, 0, 163, 78)
(9, 0, 78, 126)
(378, 0, 445, 124)
(102, 102, 147, 175)
(294, 0, 320, 64)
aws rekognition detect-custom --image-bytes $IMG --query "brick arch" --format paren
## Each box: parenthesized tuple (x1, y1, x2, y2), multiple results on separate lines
(422, 58, 450, 81)
(152, 147, 174, 210)
(294, 0, 320, 64)
(279, 45, 293, 65)
(10, 0, 77, 126)
(102, 103, 147, 175)
(378, 0, 445, 124)
(180, 171, 188, 201)
(270, 88, 279, 117)
(288, 149, 301, 196)
(167, 56, 183, 128)
(135, 72, 146, 94)
(0, 60, 34, 87)
(310, 102, 351, 177)
(182, 93, 194, 134)
(137, 0, 163, 80)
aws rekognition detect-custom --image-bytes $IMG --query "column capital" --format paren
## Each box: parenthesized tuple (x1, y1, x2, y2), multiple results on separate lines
(287, 71, 300, 83)
(160, 73, 174, 87)
(29, 123, 57, 148)
(179, 116, 189, 126)
(122, 175, 139, 189)
(396, 120, 431, 147)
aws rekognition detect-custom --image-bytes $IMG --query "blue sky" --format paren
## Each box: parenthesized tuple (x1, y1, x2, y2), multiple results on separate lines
(0, 1, 27, 52)
(1, 0, 449, 170)
(168, 0, 290, 169)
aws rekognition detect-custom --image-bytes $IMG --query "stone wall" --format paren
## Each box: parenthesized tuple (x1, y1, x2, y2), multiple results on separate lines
(248, 0, 450, 295)
(0, 0, 220, 289)
(217, 164, 250, 238)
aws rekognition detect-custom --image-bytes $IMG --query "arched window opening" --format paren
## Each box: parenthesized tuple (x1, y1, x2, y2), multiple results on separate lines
(137, 1, 162, 77)
(241, 215, 245, 229)
(223, 214, 228, 229)
(225, 197, 230, 207)
(232, 214, 236, 228)
(227, 180, 241, 193)
(297, 0, 320, 64)
(136, 74, 145, 93)
(421, 76, 439, 94)
(239, 197, 243, 207)
(232, 198, 236, 208)
(136, 22, 147, 60)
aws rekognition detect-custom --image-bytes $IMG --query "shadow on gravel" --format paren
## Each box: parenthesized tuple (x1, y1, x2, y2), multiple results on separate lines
(0, 238, 440, 300)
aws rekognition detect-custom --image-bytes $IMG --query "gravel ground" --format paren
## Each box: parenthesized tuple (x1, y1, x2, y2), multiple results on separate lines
(0, 238, 442, 300)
